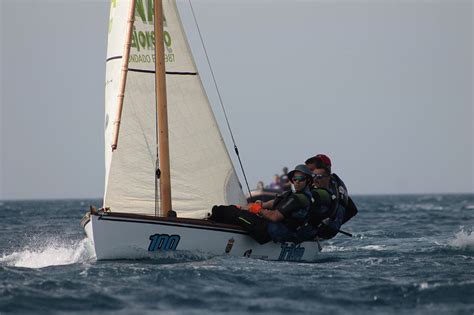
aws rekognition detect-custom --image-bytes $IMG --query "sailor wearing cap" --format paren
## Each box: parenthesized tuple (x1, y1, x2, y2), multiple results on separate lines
(209, 165, 315, 244)
(304, 154, 358, 240)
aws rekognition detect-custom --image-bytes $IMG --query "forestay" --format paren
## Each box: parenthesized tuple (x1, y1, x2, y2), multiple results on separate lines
(103, 0, 246, 217)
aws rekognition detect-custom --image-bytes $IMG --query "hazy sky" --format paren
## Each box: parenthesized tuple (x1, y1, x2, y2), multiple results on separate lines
(1, 0, 473, 200)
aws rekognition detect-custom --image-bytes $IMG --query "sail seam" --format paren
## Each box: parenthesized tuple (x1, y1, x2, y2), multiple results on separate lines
(166, 71, 198, 75)
(106, 56, 122, 62)
(127, 68, 198, 75)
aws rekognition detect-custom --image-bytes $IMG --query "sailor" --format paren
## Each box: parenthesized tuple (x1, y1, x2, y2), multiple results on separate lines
(208, 165, 314, 244)
(279, 166, 291, 191)
(304, 154, 358, 239)
(260, 164, 314, 243)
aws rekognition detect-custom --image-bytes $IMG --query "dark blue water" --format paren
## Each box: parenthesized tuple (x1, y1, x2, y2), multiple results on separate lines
(1, 195, 473, 314)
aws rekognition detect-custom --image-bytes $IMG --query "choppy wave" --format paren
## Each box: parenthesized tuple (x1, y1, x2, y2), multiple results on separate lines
(449, 228, 474, 251)
(395, 203, 444, 211)
(1, 196, 473, 314)
(323, 244, 389, 253)
(112, 248, 216, 264)
(0, 238, 93, 268)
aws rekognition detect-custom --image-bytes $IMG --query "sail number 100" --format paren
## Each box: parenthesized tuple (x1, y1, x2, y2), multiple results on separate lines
(148, 233, 181, 251)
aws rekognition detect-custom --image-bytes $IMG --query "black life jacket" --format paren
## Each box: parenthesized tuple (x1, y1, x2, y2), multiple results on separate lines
(307, 188, 333, 226)
(272, 189, 313, 229)
(330, 173, 357, 224)
(295, 176, 358, 241)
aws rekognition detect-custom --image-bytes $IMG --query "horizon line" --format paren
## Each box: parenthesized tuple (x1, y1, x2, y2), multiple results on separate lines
(1, 191, 474, 202)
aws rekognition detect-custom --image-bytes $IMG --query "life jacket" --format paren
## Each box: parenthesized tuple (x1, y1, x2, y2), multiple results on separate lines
(293, 175, 358, 242)
(287, 187, 331, 243)
(304, 177, 343, 227)
(343, 197, 358, 224)
(272, 189, 314, 230)
(329, 173, 348, 217)
(312, 174, 358, 240)
(307, 188, 333, 226)
(330, 173, 358, 224)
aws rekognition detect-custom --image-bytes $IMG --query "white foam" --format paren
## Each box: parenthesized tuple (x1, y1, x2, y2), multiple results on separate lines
(0, 238, 93, 269)
(322, 244, 388, 252)
(322, 245, 347, 252)
(359, 245, 387, 251)
(419, 282, 429, 290)
(416, 281, 441, 291)
(449, 228, 474, 251)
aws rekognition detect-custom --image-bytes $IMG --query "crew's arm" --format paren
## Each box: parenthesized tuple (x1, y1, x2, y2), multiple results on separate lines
(262, 194, 305, 222)
(262, 199, 274, 209)
(243, 199, 274, 211)
(258, 208, 284, 222)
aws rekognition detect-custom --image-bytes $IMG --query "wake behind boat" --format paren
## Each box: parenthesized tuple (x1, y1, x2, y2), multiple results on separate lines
(81, 0, 323, 262)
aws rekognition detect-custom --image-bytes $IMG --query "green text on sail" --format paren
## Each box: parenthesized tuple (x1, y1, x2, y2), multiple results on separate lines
(132, 0, 172, 52)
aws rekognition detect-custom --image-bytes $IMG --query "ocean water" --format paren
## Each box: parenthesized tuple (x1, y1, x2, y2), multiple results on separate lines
(0, 195, 473, 314)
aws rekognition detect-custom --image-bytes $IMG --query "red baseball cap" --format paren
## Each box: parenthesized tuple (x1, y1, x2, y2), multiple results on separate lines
(305, 154, 332, 172)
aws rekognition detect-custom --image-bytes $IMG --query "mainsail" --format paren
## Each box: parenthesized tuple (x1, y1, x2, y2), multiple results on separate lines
(103, 0, 246, 217)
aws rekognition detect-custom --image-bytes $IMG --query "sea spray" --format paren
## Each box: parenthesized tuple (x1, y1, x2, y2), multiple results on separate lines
(449, 227, 474, 251)
(0, 238, 93, 268)
(1, 196, 473, 314)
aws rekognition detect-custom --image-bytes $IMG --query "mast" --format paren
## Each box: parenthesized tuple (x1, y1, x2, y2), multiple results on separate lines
(111, 0, 136, 151)
(154, 0, 172, 216)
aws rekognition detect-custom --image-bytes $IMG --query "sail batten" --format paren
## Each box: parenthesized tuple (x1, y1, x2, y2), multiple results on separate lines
(103, 0, 246, 217)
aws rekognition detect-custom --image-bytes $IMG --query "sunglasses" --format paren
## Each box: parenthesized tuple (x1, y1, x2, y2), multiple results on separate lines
(314, 174, 329, 180)
(292, 175, 307, 182)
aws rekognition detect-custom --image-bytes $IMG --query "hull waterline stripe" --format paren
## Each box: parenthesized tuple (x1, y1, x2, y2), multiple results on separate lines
(97, 216, 249, 235)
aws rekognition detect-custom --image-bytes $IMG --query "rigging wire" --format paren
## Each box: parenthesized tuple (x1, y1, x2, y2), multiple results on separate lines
(188, 0, 253, 199)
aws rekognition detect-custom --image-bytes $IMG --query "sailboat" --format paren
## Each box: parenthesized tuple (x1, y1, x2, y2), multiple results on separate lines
(81, 0, 322, 261)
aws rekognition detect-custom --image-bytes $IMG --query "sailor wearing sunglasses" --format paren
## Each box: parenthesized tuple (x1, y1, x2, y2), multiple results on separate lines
(208, 165, 315, 244)
(304, 154, 358, 240)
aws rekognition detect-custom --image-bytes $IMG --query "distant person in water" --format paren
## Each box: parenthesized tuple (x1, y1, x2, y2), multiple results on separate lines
(208, 165, 314, 244)
(280, 166, 291, 191)
(267, 174, 281, 191)
(304, 154, 358, 239)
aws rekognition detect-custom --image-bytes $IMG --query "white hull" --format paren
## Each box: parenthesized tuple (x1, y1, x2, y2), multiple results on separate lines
(82, 212, 322, 262)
